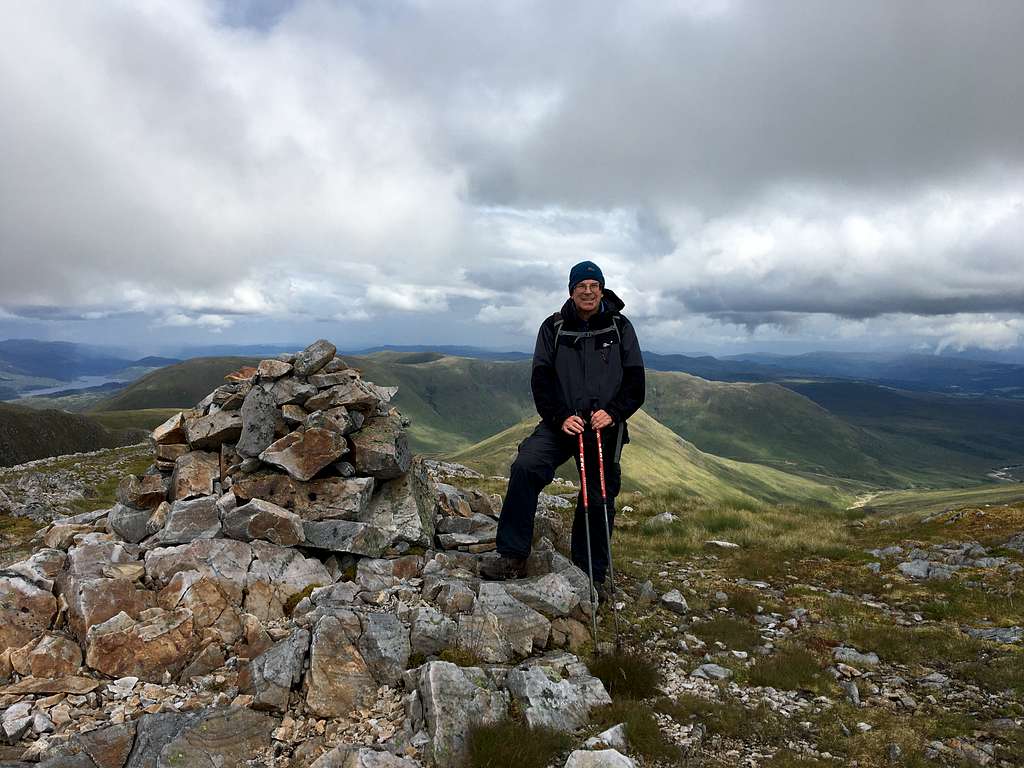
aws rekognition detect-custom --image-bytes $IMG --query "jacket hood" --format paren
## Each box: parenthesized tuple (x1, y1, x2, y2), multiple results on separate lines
(560, 289, 625, 326)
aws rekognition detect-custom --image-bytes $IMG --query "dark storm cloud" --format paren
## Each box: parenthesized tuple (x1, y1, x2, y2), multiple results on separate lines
(1, 0, 1022, 353)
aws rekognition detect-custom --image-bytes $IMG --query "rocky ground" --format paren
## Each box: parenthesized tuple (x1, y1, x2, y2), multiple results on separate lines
(0, 339, 1019, 768)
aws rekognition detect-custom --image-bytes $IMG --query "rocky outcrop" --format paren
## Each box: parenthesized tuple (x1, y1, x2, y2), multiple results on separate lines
(6, 340, 613, 768)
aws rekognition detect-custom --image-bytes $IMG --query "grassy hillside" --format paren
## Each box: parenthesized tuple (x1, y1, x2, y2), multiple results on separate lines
(96, 357, 262, 411)
(0, 403, 144, 467)
(784, 382, 1024, 484)
(643, 372, 895, 484)
(348, 354, 533, 453)
(449, 409, 852, 507)
(855, 483, 1024, 518)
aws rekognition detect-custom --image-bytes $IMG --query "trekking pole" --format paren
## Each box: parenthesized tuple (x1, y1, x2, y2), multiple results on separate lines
(595, 427, 623, 652)
(577, 430, 600, 651)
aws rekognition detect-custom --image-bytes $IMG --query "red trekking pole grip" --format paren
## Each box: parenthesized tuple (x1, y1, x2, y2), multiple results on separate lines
(595, 426, 607, 501)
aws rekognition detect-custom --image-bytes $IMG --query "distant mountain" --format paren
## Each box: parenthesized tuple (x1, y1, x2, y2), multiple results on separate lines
(0, 402, 143, 467)
(449, 409, 848, 506)
(93, 351, 1024, 488)
(0, 339, 135, 381)
(727, 351, 1024, 397)
(0, 340, 180, 386)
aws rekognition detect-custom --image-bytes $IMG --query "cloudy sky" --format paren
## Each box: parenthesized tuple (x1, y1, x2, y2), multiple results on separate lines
(1, 0, 1022, 356)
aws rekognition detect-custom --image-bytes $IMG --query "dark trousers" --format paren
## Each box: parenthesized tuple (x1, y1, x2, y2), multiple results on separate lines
(496, 421, 622, 583)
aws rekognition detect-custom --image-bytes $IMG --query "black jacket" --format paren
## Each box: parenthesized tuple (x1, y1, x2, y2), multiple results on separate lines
(530, 289, 645, 437)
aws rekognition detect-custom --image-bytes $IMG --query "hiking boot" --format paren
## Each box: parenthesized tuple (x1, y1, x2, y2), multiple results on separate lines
(480, 554, 527, 581)
(595, 581, 615, 605)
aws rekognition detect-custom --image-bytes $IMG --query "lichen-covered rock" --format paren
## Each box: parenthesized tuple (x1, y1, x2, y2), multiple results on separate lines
(505, 659, 611, 730)
(310, 747, 419, 768)
(185, 410, 243, 451)
(238, 628, 310, 713)
(407, 661, 509, 767)
(109, 503, 155, 544)
(410, 605, 455, 658)
(152, 706, 277, 767)
(85, 609, 196, 682)
(563, 750, 636, 768)
(152, 411, 187, 445)
(349, 414, 411, 480)
(144, 539, 253, 604)
(504, 572, 581, 619)
(170, 451, 219, 500)
(293, 339, 337, 377)
(260, 428, 348, 482)
(236, 385, 279, 459)
(76, 720, 137, 768)
(64, 576, 154, 643)
(303, 379, 380, 414)
(232, 474, 375, 522)
(361, 461, 435, 547)
(150, 495, 222, 545)
(244, 541, 331, 622)
(305, 613, 374, 718)
(302, 520, 389, 557)
(357, 612, 410, 685)
(158, 570, 242, 643)
(0, 575, 57, 653)
(10, 632, 82, 678)
(224, 498, 305, 546)
(116, 474, 167, 509)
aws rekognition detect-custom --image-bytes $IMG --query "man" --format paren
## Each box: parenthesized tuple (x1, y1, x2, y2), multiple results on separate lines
(481, 260, 645, 600)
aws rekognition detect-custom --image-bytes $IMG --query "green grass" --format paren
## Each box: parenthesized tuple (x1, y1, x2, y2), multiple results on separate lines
(67, 449, 154, 513)
(464, 720, 572, 768)
(743, 644, 834, 694)
(656, 694, 787, 742)
(862, 485, 1024, 517)
(690, 616, 762, 652)
(613, 493, 858, 566)
(841, 623, 984, 667)
(956, 652, 1024, 695)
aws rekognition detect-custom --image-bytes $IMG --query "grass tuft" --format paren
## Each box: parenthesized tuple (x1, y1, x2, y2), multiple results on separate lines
(588, 652, 662, 700)
(744, 644, 833, 693)
(464, 720, 572, 768)
(592, 698, 682, 762)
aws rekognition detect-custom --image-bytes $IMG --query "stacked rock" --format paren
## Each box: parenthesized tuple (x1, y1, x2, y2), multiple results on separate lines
(0, 340, 610, 768)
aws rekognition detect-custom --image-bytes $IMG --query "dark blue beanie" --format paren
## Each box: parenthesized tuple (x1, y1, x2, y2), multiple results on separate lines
(568, 260, 605, 292)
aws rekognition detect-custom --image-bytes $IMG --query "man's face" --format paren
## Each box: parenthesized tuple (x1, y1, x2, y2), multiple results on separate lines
(571, 280, 603, 315)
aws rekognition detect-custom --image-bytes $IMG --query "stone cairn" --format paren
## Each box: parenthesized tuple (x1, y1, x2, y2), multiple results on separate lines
(0, 340, 616, 768)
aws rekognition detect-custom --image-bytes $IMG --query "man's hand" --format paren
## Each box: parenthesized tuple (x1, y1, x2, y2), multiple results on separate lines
(561, 415, 586, 435)
(590, 409, 614, 430)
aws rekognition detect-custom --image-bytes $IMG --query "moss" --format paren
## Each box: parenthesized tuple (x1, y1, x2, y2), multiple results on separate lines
(439, 647, 486, 667)
(283, 583, 322, 616)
